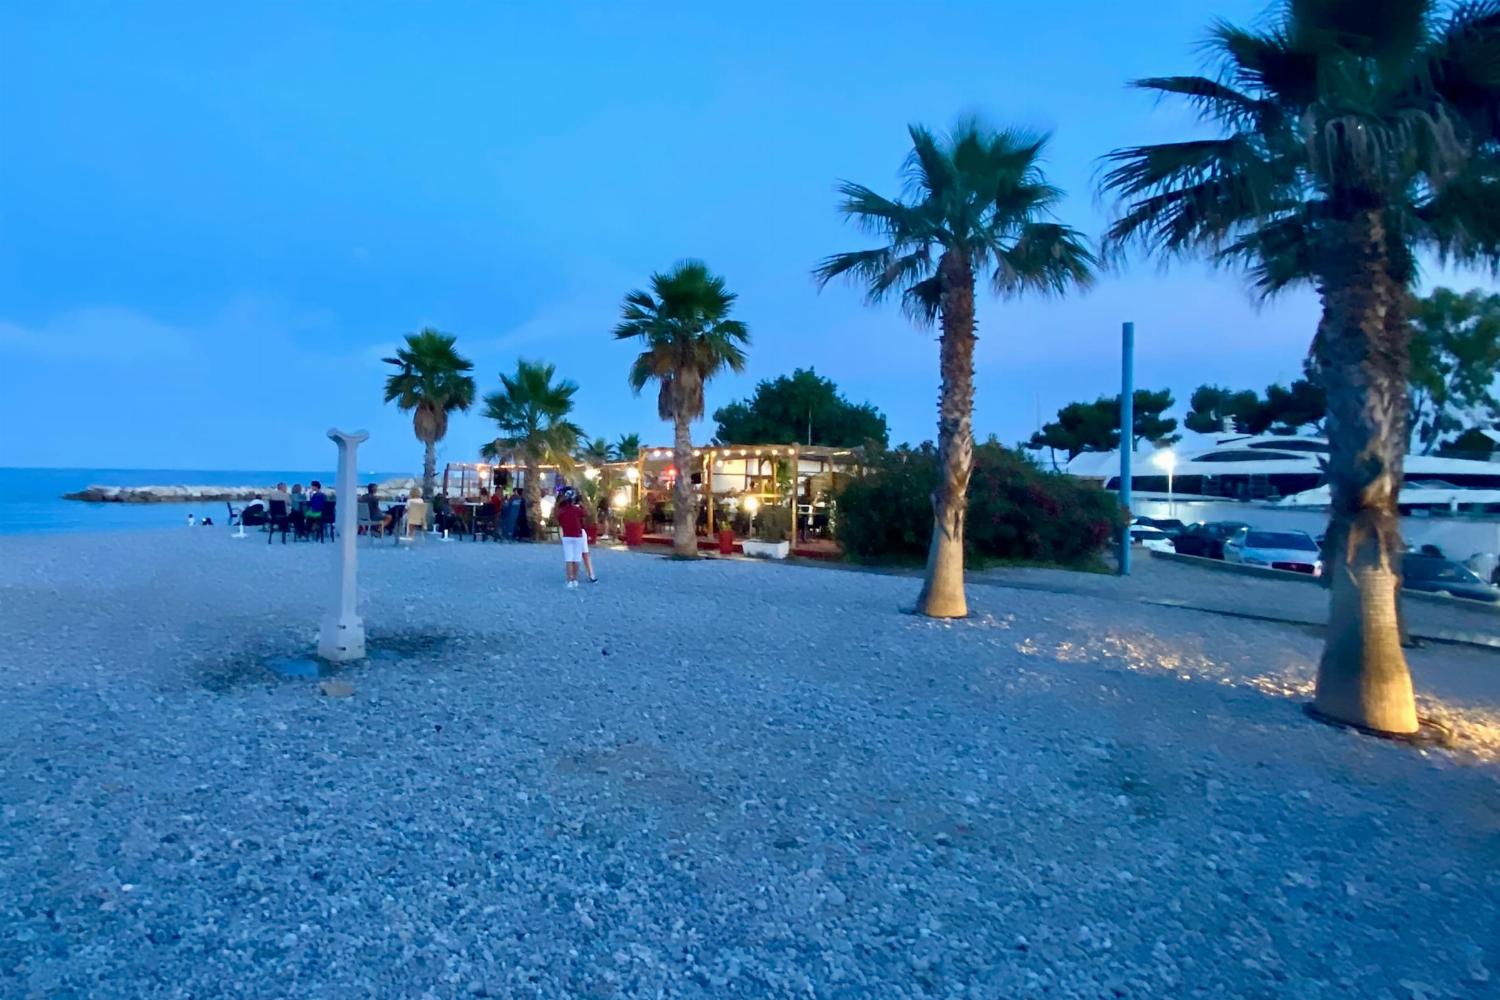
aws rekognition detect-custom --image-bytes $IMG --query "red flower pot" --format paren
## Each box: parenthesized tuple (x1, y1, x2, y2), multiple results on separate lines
(624, 521, 645, 546)
(717, 528, 736, 555)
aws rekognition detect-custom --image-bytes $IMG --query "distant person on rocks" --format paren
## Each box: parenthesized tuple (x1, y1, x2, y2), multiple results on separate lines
(556, 488, 596, 588)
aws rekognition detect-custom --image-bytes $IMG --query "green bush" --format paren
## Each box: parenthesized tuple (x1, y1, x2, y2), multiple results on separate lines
(834, 441, 1122, 567)
(753, 504, 792, 542)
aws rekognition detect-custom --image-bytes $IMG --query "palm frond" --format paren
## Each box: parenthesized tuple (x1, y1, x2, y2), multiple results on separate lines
(993, 223, 1099, 297)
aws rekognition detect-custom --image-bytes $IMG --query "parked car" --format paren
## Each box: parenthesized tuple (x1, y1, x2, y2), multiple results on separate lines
(1171, 521, 1249, 559)
(1402, 553, 1500, 603)
(1223, 528, 1323, 575)
(1129, 523, 1176, 553)
(1136, 516, 1187, 536)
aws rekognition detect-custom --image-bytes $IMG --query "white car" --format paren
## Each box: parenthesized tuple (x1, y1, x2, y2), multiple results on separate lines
(1129, 523, 1176, 553)
(1223, 528, 1322, 576)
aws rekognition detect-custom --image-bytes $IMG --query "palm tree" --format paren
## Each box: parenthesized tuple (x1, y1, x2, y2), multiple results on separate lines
(816, 121, 1096, 618)
(579, 436, 612, 468)
(482, 360, 582, 540)
(1100, 0, 1500, 734)
(614, 261, 751, 557)
(382, 329, 477, 499)
(611, 432, 643, 462)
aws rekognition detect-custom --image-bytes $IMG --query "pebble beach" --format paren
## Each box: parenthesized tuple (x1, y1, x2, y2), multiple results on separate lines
(3, 529, 1498, 998)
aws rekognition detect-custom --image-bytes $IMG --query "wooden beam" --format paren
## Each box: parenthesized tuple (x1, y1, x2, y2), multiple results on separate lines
(705, 450, 715, 534)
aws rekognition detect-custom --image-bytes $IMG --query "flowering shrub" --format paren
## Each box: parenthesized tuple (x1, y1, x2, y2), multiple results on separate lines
(835, 441, 1122, 566)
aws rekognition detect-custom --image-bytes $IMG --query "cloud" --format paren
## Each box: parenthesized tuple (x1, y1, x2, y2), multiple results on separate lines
(0, 306, 199, 364)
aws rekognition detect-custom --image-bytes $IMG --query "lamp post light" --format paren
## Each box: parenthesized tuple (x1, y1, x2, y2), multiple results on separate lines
(1153, 448, 1178, 517)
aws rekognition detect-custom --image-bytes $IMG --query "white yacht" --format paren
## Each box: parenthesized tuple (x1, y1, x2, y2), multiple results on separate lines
(1064, 432, 1500, 514)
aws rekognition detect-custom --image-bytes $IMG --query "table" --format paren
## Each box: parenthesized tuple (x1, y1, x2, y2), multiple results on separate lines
(462, 501, 484, 540)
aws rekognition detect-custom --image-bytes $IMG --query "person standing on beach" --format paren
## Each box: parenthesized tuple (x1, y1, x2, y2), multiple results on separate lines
(556, 489, 596, 588)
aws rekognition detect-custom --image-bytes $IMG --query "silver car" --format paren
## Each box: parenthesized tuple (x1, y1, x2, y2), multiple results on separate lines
(1223, 528, 1323, 576)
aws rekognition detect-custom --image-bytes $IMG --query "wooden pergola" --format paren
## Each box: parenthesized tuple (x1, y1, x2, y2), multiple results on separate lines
(606, 444, 863, 539)
(441, 461, 560, 498)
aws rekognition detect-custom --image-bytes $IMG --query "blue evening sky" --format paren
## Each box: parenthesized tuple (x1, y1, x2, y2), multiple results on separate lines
(2, 1, 1487, 472)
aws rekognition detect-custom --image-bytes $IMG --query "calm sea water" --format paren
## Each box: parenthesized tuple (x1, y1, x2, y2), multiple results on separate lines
(0, 468, 409, 536)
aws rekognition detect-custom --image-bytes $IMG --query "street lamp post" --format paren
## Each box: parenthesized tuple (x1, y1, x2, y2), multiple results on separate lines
(1153, 449, 1178, 517)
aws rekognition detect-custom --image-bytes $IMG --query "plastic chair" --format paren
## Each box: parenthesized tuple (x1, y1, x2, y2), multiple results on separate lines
(401, 499, 428, 542)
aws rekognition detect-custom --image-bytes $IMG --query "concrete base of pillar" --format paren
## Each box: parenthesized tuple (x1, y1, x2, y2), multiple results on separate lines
(317, 615, 366, 662)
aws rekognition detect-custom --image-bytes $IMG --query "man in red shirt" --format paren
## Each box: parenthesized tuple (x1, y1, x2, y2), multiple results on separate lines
(556, 489, 597, 588)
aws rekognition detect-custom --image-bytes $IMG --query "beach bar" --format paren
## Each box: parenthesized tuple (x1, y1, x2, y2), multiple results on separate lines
(606, 444, 862, 555)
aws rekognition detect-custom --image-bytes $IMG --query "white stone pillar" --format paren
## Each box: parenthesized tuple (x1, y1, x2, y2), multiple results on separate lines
(318, 428, 370, 662)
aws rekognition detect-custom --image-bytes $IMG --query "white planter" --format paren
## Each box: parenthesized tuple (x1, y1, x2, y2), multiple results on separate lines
(742, 539, 790, 560)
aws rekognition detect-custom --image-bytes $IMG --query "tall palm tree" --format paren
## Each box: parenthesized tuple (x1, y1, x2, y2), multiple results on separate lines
(1101, 0, 1500, 734)
(611, 432, 643, 462)
(579, 436, 612, 468)
(382, 329, 477, 499)
(614, 261, 751, 557)
(482, 360, 582, 540)
(816, 121, 1096, 618)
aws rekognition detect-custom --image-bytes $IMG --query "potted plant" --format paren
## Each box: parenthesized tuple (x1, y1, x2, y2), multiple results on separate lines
(717, 523, 736, 555)
(742, 505, 792, 559)
(621, 501, 647, 547)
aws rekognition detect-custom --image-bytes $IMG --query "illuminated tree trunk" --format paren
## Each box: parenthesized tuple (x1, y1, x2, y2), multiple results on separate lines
(672, 409, 698, 558)
(422, 439, 437, 501)
(917, 252, 975, 618)
(1312, 208, 1418, 735)
(524, 456, 544, 542)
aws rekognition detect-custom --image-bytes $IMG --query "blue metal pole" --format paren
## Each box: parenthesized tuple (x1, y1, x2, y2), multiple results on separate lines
(1119, 321, 1134, 576)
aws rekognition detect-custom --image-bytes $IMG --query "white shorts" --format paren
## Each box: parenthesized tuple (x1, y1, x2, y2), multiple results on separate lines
(561, 535, 588, 562)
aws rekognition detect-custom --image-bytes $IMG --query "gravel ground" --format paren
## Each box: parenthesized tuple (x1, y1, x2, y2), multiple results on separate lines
(2, 529, 1498, 999)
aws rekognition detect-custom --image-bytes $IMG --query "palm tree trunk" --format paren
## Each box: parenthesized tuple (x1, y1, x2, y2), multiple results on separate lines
(917, 252, 976, 618)
(1311, 209, 1418, 735)
(672, 411, 697, 558)
(422, 439, 437, 500)
(524, 457, 544, 541)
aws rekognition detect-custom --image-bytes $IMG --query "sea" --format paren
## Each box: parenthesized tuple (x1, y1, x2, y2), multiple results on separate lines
(0, 468, 410, 536)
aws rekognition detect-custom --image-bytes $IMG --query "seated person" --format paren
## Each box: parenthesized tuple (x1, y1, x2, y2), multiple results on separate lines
(241, 495, 269, 525)
(432, 492, 461, 534)
(306, 481, 327, 521)
(362, 483, 382, 533)
(382, 489, 418, 534)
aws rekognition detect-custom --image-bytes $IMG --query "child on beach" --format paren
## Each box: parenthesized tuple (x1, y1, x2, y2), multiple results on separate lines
(556, 489, 597, 588)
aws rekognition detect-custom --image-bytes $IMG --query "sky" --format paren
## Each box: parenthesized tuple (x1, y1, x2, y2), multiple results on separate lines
(2, 1, 1492, 473)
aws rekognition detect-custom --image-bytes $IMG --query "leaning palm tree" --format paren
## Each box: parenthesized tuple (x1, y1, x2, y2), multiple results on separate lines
(611, 432, 643, 462)
(382, 329, 477, 499)
(614, 261, 751, 557)
(816, 121, 1096, 618)
(482, 360, 582, 540)
(1101, 0, 1500, 734)
(579, 436, 612, 468)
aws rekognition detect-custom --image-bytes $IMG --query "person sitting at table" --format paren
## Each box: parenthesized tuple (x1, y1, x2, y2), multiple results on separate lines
(432, 492, 462, 535)
(290, 483, 308, 512)
(381, 489, 414, 535)
(359, 483, 382, 534)
(241, 494, 269, 526)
